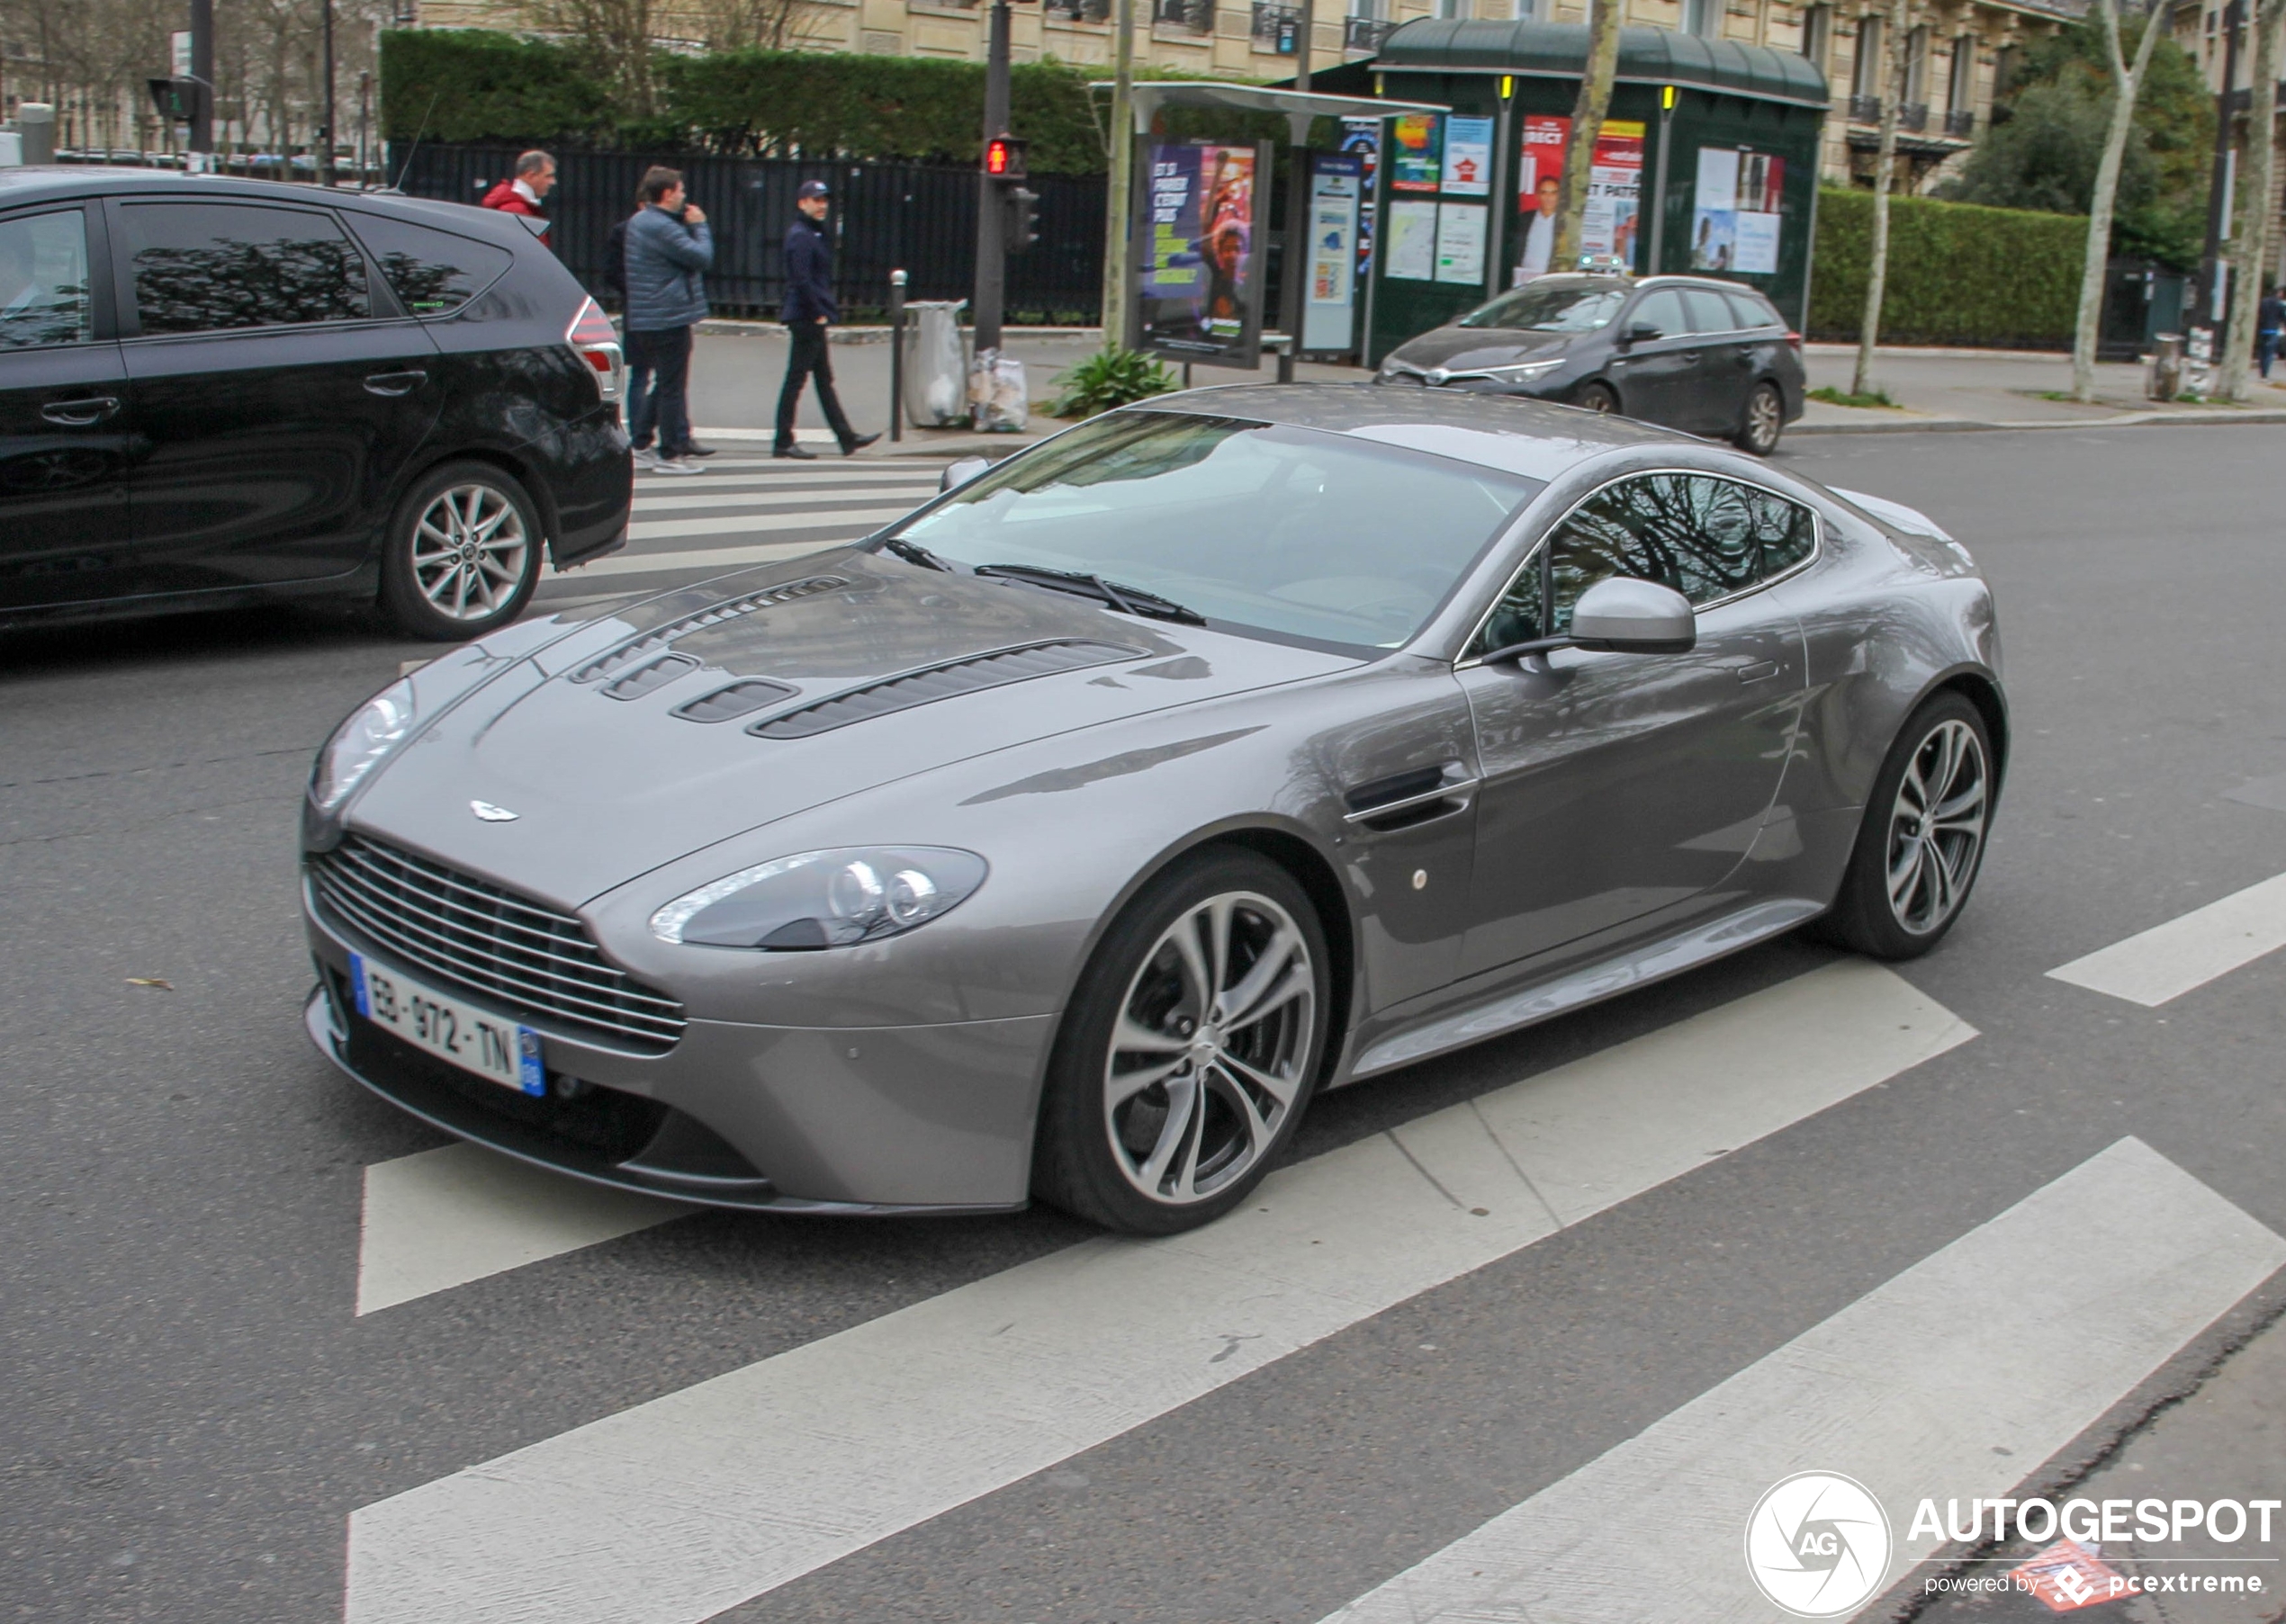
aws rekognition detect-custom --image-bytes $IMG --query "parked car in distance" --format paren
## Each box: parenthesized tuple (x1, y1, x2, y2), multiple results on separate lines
(0, 167, 631, 640)
(1378, 274, 1807, 455)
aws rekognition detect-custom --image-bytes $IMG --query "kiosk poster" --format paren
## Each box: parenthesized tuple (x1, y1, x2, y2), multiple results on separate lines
(1138, 140, 1268, 368)
(1691, 148, 1783, 274)
(1341, 118, 1381, 284)
(1301, 152, 1364, 354)
(1514, 115, 1643, 277)
(1390, 113, 1443, 193)
(1443, 115, 1493, 196)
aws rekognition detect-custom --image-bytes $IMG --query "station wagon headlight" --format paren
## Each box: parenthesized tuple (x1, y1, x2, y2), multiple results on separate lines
(651, 848, 988, 950)
(1480, 358, 1565, 381)
(310, 678, 417, 812)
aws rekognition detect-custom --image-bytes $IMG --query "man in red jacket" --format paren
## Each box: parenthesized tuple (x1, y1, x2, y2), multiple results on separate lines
(481, 151, 555, 248)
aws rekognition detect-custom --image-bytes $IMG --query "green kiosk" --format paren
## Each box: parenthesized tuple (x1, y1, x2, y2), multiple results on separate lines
(1319, 21, 1828, 365)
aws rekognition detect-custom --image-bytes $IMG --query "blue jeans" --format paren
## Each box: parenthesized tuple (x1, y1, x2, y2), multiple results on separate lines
(626, 324, 694, 454)
(2261, 331, 2281, 379)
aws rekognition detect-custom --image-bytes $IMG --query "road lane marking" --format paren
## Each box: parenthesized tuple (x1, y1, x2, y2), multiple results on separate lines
(624, 507, 913, 543)
(561, 542, 834, 581)
(356, 1144, 690, 1316)
(2046, 870, 2286, 1006)
(629, 488, 936, 516)
(1316, 1137, 2286, 1624)
(345, 960, 1972, 1624)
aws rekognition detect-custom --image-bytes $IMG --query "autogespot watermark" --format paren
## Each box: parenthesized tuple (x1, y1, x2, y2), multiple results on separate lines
(1746, 1476, 2281, 1616)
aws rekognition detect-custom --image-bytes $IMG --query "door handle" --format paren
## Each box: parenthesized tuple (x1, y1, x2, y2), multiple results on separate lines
(40, 396, 120, 426)
(1736, 659, 1782, 684)
(363, 369, 428, 397)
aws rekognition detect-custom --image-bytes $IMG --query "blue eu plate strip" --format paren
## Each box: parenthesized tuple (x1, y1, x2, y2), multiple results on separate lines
(349, 952, 373, 1018)
(517, 1030, 546, 1097)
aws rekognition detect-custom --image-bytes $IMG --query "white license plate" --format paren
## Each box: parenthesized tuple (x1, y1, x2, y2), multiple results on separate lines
(350, 952, 544, 1097)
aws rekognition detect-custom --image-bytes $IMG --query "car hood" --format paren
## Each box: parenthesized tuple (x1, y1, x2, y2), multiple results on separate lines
(1389, 327, 1577, 372)
(346, 549, 1361, 907)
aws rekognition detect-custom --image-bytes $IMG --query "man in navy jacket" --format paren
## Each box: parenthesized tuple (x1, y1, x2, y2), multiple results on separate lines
(775, 181, 878, 459)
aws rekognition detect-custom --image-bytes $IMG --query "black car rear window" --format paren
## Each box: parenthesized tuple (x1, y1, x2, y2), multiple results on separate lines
(118, 201, 370, 334)
(347, 214, 514, 316)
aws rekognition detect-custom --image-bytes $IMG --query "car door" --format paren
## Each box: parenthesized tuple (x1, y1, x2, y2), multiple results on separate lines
(0, 202, 139, 612)
(1453, 471, 1811, 977)
(108, 195, 443, 597)
(1607, 288, 1699, 428)
(1678, 286, 1754, 434)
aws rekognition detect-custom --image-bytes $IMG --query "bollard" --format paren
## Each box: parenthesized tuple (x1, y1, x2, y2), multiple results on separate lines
(887, 269, 908, 443)
(2148, 333, 2184, 401)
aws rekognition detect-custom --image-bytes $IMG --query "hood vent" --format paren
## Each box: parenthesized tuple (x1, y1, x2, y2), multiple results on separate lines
(749, 640, 1142, 740)
(672, 677, 798, 723)
(572, 575, 850, 685)
(601, 652, 698, 701)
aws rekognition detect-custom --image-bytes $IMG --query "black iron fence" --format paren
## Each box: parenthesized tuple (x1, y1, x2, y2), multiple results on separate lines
(386, 143, 1107, 324)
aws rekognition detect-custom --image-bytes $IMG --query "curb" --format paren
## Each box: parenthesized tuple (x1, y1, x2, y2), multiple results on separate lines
(1791, 407, 2286, 436)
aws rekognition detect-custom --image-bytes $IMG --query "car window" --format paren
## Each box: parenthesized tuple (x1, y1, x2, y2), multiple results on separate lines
(1680, 288, 1740, 334)
(1471, 473, 1817, 651)
(1459, 282, 1627, 332)
(1630, 289, 1689, 338)
(1724, 290, 1781, 329)
(346, 213, 513, 316)
(0, 209, 94, 349)
(118, 202, 370, 335)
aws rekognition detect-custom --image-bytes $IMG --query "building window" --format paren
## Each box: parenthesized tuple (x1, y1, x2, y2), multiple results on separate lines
(1513, 0, 1535, 17)
(1435, 0, 1463, 16)
(1851, 12, 1884, 98)
(1947, 34, 1974, 107)
(1682, 0, 1718, 38)
(1903, 24, 1929, 103)
(1802, 4, 1832, 69)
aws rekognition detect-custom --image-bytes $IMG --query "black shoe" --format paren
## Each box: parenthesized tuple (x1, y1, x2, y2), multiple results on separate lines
(774, 443, 817, 460)
(681, 442, 718, 457)
(841, 432, 882, 456)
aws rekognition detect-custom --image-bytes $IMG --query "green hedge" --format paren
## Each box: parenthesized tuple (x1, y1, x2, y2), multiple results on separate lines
(380, 31, 616, 146)
(1810, 187, 2088, 347)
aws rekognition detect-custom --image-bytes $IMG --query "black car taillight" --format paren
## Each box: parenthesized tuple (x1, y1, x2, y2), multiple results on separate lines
(567, 297, 625, 403)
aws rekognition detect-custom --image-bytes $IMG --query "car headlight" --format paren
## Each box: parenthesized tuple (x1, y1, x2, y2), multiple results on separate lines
(310, 678, 417, 812)
(650, 847, 989, 950)
(1480, 358, 1565, 381)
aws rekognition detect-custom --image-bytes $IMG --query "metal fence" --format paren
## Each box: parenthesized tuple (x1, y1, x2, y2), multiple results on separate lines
(386, 143, 1107, 324)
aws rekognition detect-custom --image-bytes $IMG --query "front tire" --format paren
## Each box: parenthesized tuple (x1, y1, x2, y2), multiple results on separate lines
(1033, 850, 1331, 1235)
(1815, 692, 1994, 960)
(1573, 380, 1620, 415)
(380, 462, 544, 641)
(1735, 381, 1785, 455)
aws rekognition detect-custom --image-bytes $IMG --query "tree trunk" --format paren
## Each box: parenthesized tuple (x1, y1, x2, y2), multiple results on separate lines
(1101, 0, 1136, 345)
(1552, 0, 1624, 271)
(2224, 0, 2283, 398)
(1852, 0, 1909, 398)
(2073, 0, 2164, 402)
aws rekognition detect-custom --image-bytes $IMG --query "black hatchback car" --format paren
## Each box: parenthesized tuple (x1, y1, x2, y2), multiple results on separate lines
(0, 168, 630, 640)
(1376, 274, 1807, 455)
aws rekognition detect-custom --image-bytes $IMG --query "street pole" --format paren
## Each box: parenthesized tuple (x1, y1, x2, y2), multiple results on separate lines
(889, 268, 908, 442)
(2198, 0, 2246, 372)
(1101, 0, 1137, 349)
(320, 0, 336, 186)
(188, 0, 213, 159)
(1647, 84, 1675, 273)
(1276, 0, 1314, 382)
(972, 0, 1013, 355)
(357, 70, 371, 187)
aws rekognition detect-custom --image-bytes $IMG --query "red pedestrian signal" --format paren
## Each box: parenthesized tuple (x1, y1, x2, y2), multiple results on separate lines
(983, 135, 1028, 180)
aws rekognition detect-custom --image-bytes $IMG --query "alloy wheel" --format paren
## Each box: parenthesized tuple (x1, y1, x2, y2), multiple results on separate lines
(409, 482, 531, 623)
(1885, 718, 1988, 936)
(1102, 890, 1316, 1206)
(1744, 385, 1782, 453)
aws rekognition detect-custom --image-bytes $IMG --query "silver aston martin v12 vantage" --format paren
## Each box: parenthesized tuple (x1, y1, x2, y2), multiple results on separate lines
(301, 385, 2003, 1234)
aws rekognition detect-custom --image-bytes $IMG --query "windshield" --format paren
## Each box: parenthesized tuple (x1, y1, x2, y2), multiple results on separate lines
(884, 412, 1542, 650)
(1459, 283, 1627, 332)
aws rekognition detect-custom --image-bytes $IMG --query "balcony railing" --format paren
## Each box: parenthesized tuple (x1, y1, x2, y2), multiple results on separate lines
(1345, 14, 1395, 52)
(1155, 0, 1213, 30)
(1942, 108, 1975, 137)
(1899, 102, 1929, 131)
(1849, 94, 1883, 123)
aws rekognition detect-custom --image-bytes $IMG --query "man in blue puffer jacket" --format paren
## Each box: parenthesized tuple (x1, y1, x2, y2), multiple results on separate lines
(623, 166, 714, 473)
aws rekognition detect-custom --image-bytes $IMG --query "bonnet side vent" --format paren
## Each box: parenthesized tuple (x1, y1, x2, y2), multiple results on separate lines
(750, 641, 1142, 740)
(572, 575, 851, 684)
(601, 653, 698, 701)
(672, 678, 799, 723)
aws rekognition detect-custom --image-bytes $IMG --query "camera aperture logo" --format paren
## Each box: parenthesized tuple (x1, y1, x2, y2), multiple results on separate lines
(1745, 1471, 1895, 1618)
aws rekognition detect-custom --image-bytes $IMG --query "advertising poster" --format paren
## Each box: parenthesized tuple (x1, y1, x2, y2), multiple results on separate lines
(1692, 147, 1784, 274)
(1385, 199, 1438, 281)
(1442, 115, 1493, 196)
(1302, 153, 1364, 354)
(1514, 115, 1644, 277)
(1435, 203, 1487, 284)
(1138, 141, 1267, 368)
(1341, 118, 1381, 287)
(1390, 113, 1443, 193)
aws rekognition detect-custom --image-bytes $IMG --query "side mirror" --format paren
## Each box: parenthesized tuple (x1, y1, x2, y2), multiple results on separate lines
(1569, 576, 1696, 653)
(940, 456, 992, 492)
(1620, 320, 1662, 346)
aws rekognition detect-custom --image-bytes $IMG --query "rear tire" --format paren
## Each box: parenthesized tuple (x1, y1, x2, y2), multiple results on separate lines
(1814, 692, 1994, 960)
(1735, 381, 1785, 455)
(1032, 849, 1331, 1235)
(380, 462, 544, 641)
(1573, 380, 1620, 415)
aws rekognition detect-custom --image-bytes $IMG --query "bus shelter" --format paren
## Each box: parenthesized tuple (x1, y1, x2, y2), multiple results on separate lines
(1315, 21, 1828, 364)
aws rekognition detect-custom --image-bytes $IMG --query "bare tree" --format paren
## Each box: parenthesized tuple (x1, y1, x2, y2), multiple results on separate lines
(1852, 0, 1907, 399)
(1551, 0, 1623, 271)
(2223, 0, 2284, 399)
(524, 0, 658, 114)
(688, 0, 831, 50)
(2069, 0, 2165, 401)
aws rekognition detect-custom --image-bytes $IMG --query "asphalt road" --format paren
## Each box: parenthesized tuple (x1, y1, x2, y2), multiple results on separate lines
(4, 425, 2285, 1623)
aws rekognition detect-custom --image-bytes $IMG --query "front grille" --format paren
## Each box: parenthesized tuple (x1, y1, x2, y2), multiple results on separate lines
(309, 835, 686, 1053)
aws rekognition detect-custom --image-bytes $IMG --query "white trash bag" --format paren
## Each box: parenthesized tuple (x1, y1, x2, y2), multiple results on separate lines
(968, 348, 1029, 434)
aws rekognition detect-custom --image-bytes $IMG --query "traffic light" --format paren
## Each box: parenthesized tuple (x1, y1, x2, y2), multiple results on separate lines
(1003, 185, 1040, 255)
(983, 135, 1028, 180)
(148, 76, 202, 121)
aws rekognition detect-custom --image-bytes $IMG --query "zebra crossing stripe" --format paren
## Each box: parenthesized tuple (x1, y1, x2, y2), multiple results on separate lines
(344, 960, 1971, 1624)
(1315, 1136, 2285, 1624)
(2046, 870, 2286, 1006)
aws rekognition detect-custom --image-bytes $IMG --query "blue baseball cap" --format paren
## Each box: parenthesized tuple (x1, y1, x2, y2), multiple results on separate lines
(797, 180, 830, 200)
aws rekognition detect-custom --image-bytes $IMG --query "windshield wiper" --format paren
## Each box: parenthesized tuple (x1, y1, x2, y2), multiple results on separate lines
(878, 534, 952, 572)
(973, 564, 1206, 625)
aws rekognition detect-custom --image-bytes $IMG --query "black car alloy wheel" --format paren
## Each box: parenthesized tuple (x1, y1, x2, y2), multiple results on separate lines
(381, 462, 545, 640)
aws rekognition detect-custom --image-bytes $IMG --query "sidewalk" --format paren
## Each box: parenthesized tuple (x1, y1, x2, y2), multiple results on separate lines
(685, 326, 2286, 457)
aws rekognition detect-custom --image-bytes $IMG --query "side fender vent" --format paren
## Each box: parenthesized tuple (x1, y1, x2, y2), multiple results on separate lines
(749, 641, 1142, 740)
(572, 575, 851, 685)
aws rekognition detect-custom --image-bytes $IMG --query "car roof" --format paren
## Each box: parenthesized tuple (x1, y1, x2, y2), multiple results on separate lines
(1507, 271, 1773, 300)
(0, 166, 534, 248)
(1136, 381, 1692, 482)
